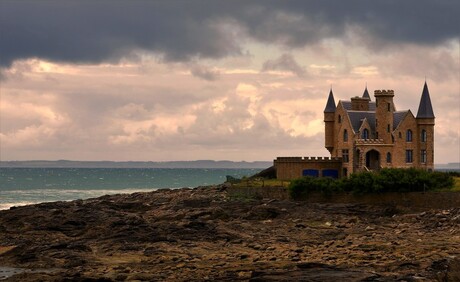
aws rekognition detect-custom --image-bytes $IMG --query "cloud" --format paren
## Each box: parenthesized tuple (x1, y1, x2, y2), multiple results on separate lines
(1, 1, 459, 66)
(189, 64, 220, 81)
(262, 54, 306, 77)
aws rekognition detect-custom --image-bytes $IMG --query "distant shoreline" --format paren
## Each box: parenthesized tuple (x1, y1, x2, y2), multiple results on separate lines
(1, 160, 458, 171)
(0, 160, 273, 169)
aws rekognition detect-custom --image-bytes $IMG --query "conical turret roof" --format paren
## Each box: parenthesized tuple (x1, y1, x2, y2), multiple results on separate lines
(416, 82, 435, 118)
(324, 89, 336, 113)
(362, 86, 371, 100)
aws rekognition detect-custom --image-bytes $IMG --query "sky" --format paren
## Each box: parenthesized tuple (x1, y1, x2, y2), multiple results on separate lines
(0, 0, 459, 163)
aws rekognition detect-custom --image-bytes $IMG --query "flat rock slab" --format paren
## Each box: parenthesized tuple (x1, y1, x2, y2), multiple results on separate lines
(0, 186, 459, 281)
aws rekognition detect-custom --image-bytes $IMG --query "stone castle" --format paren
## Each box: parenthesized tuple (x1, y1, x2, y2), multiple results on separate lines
(275, 82, 435, 179)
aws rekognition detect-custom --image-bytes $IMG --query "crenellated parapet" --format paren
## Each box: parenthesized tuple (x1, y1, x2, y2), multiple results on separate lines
(374, 89, 394, 96)
(275, 156, 342, 162)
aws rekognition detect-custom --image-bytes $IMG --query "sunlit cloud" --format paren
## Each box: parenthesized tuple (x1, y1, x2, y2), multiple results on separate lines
(0, 1, 458, 163)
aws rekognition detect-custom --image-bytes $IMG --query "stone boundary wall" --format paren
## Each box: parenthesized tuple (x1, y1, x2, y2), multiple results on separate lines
(274, 157, 343, 179)
(227, 186, 460, 210)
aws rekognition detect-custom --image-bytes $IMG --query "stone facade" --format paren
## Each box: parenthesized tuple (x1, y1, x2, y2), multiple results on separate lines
(275, 82, 435, 179)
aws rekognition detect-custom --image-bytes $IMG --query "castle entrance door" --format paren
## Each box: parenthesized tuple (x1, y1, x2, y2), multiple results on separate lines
(365, 150, 380, 171)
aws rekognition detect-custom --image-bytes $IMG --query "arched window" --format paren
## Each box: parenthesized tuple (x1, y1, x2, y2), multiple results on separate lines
(343, 129, 348, 142)
(386, 152, 392, 163)
(421, 129, 427, 142)
(338, 115, 342, 123)
(362, 128, 369, 140)
(406, 129, 413, 142)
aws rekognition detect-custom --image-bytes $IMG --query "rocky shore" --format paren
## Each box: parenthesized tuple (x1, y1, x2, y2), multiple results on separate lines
(0, 185, 459, 281)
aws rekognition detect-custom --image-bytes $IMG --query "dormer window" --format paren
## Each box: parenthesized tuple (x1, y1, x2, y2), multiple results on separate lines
(362, 128, 369, 140)
(343, 129, 348, 142)
(338, 115, 342, 123)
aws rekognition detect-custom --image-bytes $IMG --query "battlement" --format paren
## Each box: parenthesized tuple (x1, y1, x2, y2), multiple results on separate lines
(275, 156, 342, 162)
(374, 89, 394, 97)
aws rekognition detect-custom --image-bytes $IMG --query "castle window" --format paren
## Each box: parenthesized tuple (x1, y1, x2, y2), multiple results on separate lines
(338, 115, 342, 123)
(421, 150, 427, 163)
(343, 129, 348, 142)
(375, 132, 379, 139)
(387, 124, 390, 133)
(386, 152, 392, 163)
(406, 129, 413, 142)
(421, 129, 427, 142)
(406, 150, 413, 163)
(362, 129, 369, 140)
(342, 149, 349, 163)
(399, 132, 402, 138)
(387, 103, 391, 112)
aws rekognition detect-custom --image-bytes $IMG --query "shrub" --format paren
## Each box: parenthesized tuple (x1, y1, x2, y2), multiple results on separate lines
(342, 168, 454, 194)
(288, 168, 454, 199)
(288, 176, 341, 199)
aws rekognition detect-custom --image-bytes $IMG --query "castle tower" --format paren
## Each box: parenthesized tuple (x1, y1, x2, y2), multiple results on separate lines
(416, 82, 435, 169)
(374, 89, 395, 143)
(324, 89, 336, 154)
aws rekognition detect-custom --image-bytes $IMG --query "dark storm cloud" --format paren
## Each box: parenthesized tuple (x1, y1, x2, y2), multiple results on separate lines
(1, 0, 458, 66)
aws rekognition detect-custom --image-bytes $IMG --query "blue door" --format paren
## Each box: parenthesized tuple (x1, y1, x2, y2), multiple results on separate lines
(322, 169, 339, 179)
(303, 169, 319, 177)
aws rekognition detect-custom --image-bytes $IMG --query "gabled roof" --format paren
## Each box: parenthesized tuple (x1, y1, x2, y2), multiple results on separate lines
(416, 82, 435, 118)
(341, 101, 376, 111)
(347, 111, 376, 133)
(324, 89, 336, 113)
(393, 111, 409, 130)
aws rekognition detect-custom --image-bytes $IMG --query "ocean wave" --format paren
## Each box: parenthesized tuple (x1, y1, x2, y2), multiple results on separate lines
(0, 188, 161, 210)
(0, 201, 37, 210)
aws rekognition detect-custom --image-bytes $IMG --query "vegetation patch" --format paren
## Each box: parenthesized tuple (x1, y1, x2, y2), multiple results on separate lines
(232, 177, 289, 188)
(289, 168, 455, 200)
(452, 177, 460, 192)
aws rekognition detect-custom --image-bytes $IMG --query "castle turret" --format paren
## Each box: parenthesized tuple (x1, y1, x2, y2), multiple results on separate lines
(416, 82, 435, 120)
(374, 89, 395, 143)
(324, 89, 336, 154)
(362, 86, 371, 100)
(416, 82, 435, 169)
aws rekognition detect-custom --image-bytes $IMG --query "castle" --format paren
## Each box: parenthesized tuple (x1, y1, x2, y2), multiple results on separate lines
(274, 82, 435, 179)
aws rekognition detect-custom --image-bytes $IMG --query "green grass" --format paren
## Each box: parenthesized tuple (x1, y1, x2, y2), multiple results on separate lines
(453, 177, 460, 191)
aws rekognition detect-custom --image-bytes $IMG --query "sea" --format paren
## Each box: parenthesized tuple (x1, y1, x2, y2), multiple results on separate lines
(0, 167, 262, 210)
